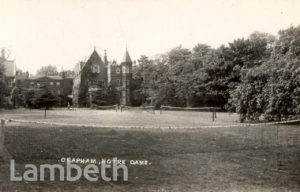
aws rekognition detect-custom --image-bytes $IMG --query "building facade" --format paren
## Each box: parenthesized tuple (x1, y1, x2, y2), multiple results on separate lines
(25, 75, 73, 106)
(72, 49, 133, 107)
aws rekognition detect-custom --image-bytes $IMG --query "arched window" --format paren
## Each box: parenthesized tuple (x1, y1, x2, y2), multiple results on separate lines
(92, 63, 100, 73)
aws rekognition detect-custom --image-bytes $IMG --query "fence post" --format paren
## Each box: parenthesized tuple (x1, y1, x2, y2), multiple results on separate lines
(212, 111, 215, 122)
(276, 123, 279, 146)
(0, 119, 6, 152)
(261, 126, 264, 148)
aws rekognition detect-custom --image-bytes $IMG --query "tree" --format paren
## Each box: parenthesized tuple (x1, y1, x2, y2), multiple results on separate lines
(167, 46, 194, 106)
(22, 88, 38, 109)
(227, 66, 270, 122)
(0, 62, 5, 79)
(131, 59, 145, 106)
(36, 65, 59, 76)
(0, 49, 9, 108)
(228, 26, 300, 121)
(0, 79, 8, 108)
(10, 86, 22, 107)
(92, 84, 120, 106)
(60, 70, 75, 78)
(189, 44, 217, 107)
(212, 32, 275, 112)
(34, 86, 58, 118)
(135, 54, 174, 107)
(263, 26, 300, 120)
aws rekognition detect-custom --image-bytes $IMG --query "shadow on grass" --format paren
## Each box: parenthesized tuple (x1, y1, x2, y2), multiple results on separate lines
(0, 124, 299, 192)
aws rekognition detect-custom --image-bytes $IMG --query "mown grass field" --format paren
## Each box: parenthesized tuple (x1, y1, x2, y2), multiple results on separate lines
(0, 109, 299, 192)
(1, 108, 240, 128)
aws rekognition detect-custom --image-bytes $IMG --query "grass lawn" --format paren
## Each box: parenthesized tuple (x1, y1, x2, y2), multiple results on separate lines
(0, 109, 299, 191)
(1, 108, 240, 128)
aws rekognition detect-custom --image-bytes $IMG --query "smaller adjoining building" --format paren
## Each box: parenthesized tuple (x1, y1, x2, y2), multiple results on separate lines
(1, 48, 74, 107)
(25, 75, 73, 106)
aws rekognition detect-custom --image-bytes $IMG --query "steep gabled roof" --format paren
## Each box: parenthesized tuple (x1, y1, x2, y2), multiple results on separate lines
(89, 50, 103, 64)
(73, 49, 105, 78)
(121, 49, 132, 63)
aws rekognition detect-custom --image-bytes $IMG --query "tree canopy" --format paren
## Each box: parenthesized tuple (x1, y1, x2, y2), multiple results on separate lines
(0, 61, 8, 108)
(2, 25, 299, 122)
(131, 25, 300, 121)
(33, 86, 58, 109)
(36, 65, 59, 76)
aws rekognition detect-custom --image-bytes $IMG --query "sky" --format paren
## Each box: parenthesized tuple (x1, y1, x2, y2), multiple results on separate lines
(0, 0, 300, 74)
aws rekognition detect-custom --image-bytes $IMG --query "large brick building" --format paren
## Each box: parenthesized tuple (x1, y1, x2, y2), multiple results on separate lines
(72, 49, 133, 107)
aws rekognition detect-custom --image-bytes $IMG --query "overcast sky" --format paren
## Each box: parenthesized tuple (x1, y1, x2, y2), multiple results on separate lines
(0, 0, 300, 74)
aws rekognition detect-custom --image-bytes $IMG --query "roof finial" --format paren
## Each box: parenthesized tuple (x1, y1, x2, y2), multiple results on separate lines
(94, 46, 96, 51)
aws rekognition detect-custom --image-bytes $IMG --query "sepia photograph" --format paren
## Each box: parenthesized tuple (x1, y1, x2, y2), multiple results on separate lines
(0, 0, 299, 191)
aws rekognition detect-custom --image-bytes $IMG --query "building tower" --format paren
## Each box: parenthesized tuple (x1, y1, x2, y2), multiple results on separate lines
(103, 49, 108, 66)
(121, 48, 132, 106)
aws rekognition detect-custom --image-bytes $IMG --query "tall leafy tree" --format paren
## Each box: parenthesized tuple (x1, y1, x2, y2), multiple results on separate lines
(0, 58, 8, 108)
(92, 84, 120, 106)
(263, 26, 300, 120)
(167, 46, 194, 106)
(10, 86, 22, 107)
(0, 79, 8, 108)
(22, 88, 38, 109)
(34, 86, 58, 118)
(60, 70, 75, 78)
(229, 26, 300, 121)
(36, 65, 59, 76)
(133, 55, 172, 107)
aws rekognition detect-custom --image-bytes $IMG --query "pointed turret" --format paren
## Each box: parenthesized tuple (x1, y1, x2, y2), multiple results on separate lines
(121, 48, 132, 64)
(120, 48, 132, 106)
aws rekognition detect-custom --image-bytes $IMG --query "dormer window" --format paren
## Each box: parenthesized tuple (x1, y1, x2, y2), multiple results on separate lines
(116, 67, 120, 74)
